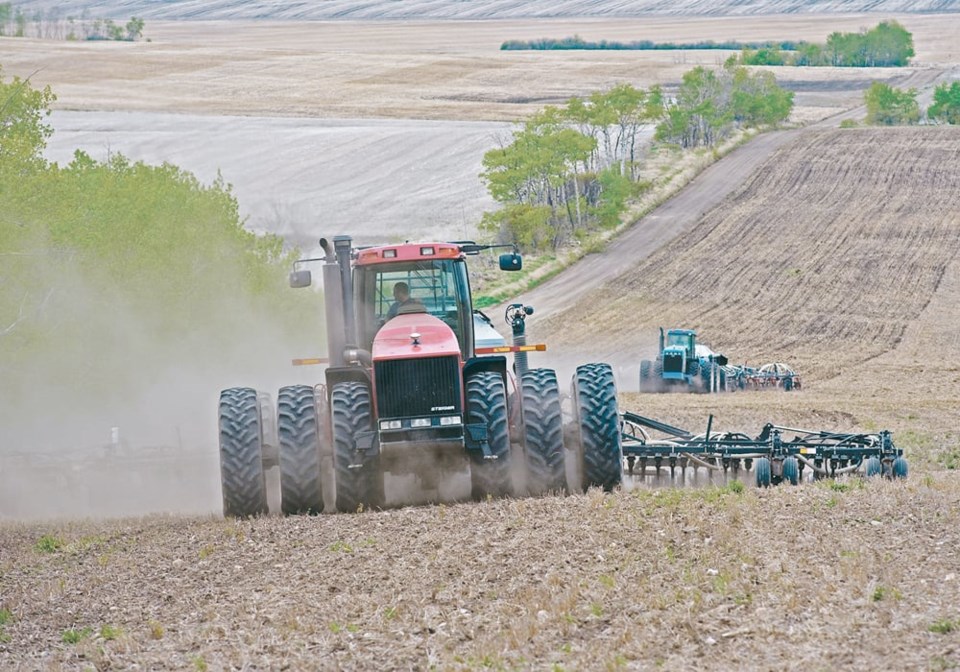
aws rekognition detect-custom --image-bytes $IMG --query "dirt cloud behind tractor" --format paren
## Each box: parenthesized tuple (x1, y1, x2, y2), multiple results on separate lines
(0, 252, 324, 521)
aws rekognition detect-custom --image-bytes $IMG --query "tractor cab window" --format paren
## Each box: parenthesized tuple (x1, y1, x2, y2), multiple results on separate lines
(666, 332, 696, 355)
(354, 258, 474, 358)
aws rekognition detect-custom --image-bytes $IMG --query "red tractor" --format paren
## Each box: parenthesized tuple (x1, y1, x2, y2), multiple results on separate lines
(217, 236, 622, 516)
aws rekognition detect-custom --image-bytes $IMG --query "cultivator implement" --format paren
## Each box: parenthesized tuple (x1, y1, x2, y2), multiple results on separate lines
(620, 411, 907, 487)
(724, 362, 801, 392)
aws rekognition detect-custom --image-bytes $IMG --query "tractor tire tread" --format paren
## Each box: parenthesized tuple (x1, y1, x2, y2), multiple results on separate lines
(219, 387, 268, 518)
(278, 385, 325, 515)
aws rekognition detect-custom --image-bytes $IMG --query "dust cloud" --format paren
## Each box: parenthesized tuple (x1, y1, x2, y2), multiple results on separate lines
(0, 263, 325, 522)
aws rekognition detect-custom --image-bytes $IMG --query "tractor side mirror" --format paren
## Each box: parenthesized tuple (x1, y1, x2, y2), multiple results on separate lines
(289, 269, 312, 288)
(499, 253, 522, 272)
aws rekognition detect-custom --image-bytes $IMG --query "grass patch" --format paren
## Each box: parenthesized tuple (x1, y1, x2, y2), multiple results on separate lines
(61, 627, 93, 644)
(35, 535, 64, 554)
(148, 620, 165, 640)
(100, 624, 122, 641)
(929, 619, 957, 634)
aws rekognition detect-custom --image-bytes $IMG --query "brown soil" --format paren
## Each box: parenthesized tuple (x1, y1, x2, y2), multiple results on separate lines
(2, 478, 959, 670)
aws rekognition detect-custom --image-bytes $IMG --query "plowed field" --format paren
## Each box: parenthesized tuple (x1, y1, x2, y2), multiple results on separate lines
(539, 128, 960, 380)
(3, 126, 960, 671)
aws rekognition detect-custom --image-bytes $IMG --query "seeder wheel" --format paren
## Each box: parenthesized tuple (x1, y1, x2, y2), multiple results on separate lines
(891, 456, 909, 479)
(864, 456, 882, 478)
(781, 456, 800, 486)
(755, 457, 772, 488)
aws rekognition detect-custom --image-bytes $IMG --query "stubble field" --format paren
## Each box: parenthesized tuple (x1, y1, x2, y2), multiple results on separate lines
(2, 7, 960, 671)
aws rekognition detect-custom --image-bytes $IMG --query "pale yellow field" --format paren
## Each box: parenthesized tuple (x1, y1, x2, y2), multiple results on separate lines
(4, 14, 960, 120)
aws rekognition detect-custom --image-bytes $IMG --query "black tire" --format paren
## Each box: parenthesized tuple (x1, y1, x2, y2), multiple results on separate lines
(278, 385, 326, 515)
(572, 363, 622, 492)
(782, 456, 800, 485)
(331, 382, 383, 513)
(864, 456, 882, 478)
(520, 368, 566, 495)
(639, 360, 653, 392)
(466, 372, 512, 499)
(219, 387, 268, 518)
(755, 457, 772, 488)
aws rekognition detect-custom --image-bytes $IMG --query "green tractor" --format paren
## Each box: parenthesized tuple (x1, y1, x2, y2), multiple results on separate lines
(639, 328, 727, 393)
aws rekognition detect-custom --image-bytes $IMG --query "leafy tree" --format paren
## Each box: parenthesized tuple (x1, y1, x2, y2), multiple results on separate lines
(863, 20, 914, 66)
(739, 46, 786, 66)
(928, 81, 960, 124)
(656, 67, 731, 148)
(729, 66, 794, 126)
(0, 66, 56, 170)
(0, 3, 10, 36)
(480, 83, 662, 252)
(657, 65, 792, 148)
(793, 42, 825, 66)
(126, 16, 144, 41)
(864, 82, 919, 125)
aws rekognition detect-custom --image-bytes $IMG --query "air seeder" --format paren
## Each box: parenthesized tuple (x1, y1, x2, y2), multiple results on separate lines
(620, 411, 908, 487)
(217, 237, 623, 516)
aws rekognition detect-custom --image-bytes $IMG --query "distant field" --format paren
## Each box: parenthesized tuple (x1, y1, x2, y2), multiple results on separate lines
(6, 14, 957, 239)
(12, 0, 960, 20)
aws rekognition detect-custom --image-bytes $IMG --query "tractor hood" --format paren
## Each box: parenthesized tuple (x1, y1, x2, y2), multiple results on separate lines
(372, 313, 461, 361)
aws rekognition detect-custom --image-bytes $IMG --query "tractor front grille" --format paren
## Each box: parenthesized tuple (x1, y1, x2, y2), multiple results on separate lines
(663, 353, 683, 374)
(374, 356, 462, 420)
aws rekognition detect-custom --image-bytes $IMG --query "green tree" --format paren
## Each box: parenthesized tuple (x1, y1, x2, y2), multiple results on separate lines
(863, 20, 914, 66)
(656, 67, 731, 148)
(0, 3, 11, 36)
(0, 66, 57, 170)
(13, 6, 25, 36)
(927, 81, 960, 124)
(125, 16, 144, 41)
(793, 42, 826, 66)
(729, 66, 794, 127)
(739, 45, 786, 66)
(864, 82, 919, 125)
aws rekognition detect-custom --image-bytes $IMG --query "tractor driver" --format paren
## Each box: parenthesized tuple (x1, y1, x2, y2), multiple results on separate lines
(386, 281, 422, 319)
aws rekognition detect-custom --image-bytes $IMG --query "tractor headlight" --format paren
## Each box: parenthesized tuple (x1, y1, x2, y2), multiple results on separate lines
(439, 415, 462, 426)
(410, 418, 431, 428)
(379, 420, 402, 431)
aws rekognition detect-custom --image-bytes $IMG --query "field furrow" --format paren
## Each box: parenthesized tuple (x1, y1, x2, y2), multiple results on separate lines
(538, 128, 960, 382)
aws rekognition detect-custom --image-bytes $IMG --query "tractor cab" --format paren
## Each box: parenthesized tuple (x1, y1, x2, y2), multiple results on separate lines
(353, 243, 475, 360)
(660, 328, 697, 381)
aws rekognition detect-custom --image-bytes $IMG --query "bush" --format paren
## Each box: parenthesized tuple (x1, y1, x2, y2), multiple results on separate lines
(928, 82, 960, 124)
(864, 82, 919, 125)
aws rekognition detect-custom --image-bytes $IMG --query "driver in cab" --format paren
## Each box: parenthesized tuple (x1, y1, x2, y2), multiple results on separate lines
(386, 281, 423, 319)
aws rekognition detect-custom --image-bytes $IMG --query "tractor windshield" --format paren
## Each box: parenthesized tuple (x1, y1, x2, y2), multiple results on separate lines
(665, 331, 696, 355)
(354, 258, 474, 358)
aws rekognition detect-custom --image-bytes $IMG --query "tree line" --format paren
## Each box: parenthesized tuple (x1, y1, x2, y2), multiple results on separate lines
(480, 64, 793, 253)
(737, 21, 914, 67)
(0, 4, 144, 40)
(501, 36, 803, 51)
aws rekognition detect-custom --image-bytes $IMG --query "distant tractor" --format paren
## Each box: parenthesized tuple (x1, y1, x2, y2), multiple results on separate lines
(217, 237, 623, 516)
(639, 327, 802, 393)
(639, 328, 728, 393)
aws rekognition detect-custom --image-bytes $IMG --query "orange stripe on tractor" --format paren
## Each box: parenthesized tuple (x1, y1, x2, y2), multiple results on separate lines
(474, 344, 546, 355)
